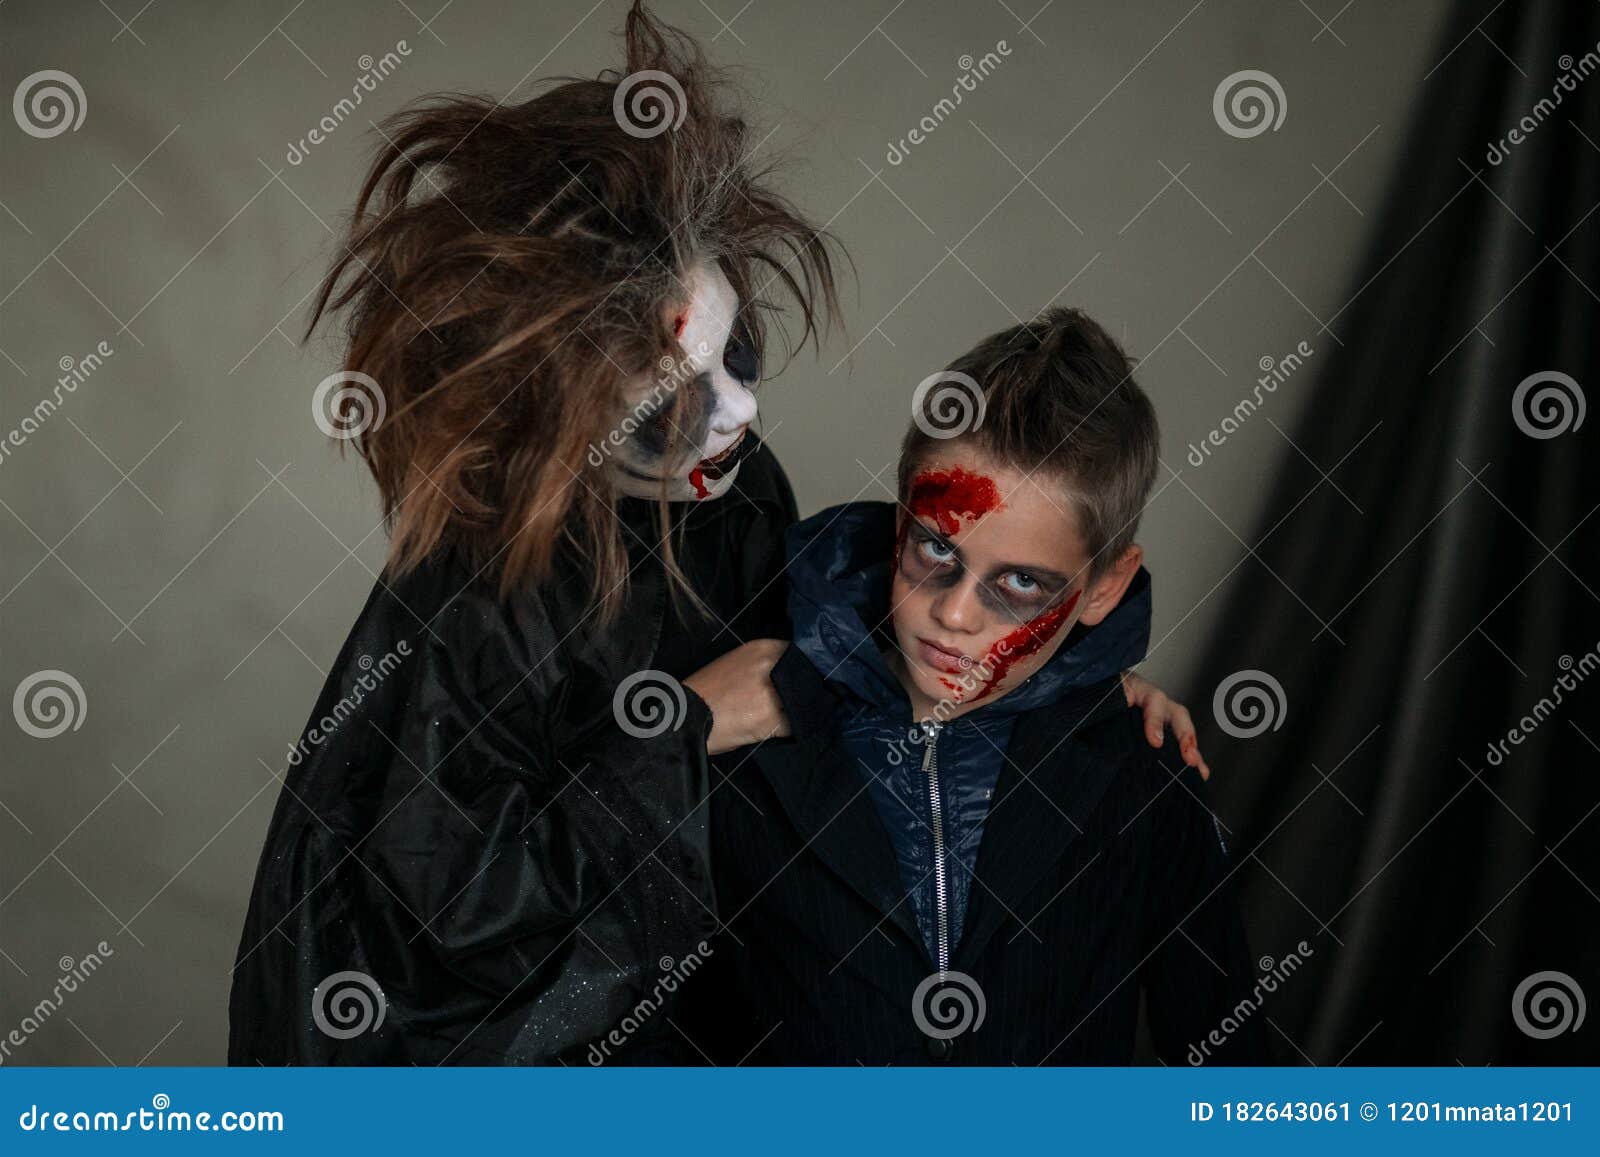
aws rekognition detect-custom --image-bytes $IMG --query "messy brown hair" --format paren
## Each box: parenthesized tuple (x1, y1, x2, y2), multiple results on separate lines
(306, 1, 842, 624)
(897, 307, 1159, 583)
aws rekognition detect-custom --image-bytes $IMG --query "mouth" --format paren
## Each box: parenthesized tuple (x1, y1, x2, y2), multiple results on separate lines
(915, 636, 970, 675)
(693, 428, 749, 480)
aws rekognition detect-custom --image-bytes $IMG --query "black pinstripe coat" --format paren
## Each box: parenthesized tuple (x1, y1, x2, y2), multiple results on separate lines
(692, 642, 1271, 1066)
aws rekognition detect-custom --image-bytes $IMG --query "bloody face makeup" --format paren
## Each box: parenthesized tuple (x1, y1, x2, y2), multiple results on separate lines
(888, 445, 1096, 716)
(605, 258, 759, 502)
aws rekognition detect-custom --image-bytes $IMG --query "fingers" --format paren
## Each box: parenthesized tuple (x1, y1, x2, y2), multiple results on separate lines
(1169, 704, 1212, 781)
(1126, 674, 1170, 747)
(1125, 674, 1214, 779)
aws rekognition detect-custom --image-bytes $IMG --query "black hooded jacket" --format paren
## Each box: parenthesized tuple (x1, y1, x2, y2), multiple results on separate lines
(694, 500, 1269, 1065)
(227, 437, 796, 1065)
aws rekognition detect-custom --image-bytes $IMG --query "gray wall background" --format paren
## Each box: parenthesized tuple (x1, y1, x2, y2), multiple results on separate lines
(1, 0, 1452, 1063)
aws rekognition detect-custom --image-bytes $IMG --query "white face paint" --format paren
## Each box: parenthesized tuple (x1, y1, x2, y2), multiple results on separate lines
(607, 258, 759, 502)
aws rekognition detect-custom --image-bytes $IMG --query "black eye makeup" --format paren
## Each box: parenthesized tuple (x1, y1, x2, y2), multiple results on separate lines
(722, 315, 759, 385)
(899, 520, 1067, 618)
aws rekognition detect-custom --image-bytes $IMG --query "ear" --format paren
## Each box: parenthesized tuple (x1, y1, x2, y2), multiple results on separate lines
(1074, 544, 1143, 628)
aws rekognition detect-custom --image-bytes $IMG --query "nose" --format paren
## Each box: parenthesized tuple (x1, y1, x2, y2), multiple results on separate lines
(930, 575, 984, 635)
(711, 378, 758, 434)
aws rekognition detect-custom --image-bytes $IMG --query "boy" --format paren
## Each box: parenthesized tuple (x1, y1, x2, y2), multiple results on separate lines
(689, 307, 1267, 1064)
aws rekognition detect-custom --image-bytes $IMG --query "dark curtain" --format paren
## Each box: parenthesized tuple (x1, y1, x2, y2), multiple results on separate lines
(1186, 0, 1599, 1064)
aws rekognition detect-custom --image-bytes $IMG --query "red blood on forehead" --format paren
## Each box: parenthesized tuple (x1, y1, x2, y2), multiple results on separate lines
(908, 466, 1003, 537)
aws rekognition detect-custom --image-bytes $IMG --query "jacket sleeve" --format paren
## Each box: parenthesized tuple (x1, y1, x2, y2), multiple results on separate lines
(1136, 749, 1271, 1065)
(362, 580, 718, 1000)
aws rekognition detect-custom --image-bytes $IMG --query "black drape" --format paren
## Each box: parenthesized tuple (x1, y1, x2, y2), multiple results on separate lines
(1184, 0, 1599, 1064)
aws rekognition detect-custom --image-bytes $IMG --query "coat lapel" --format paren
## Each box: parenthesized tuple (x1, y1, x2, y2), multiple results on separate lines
(954, 688, 1133, 968)
(751, 647, 926, 955)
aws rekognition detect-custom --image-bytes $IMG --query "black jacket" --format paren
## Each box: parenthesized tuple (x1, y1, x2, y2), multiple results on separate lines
(228, 437, 796, 1065)
(695, 501, 1268, 1065)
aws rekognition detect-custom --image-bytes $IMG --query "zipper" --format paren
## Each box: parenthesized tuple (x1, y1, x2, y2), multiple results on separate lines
(918, 719, 949, 977)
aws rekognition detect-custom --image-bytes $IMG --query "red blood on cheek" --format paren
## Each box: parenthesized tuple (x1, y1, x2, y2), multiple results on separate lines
(968, 588, 1082, 703)
(673, 312, 687, 338)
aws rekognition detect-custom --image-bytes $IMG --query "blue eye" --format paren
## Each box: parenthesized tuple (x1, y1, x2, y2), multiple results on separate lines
(1004, 572, 1039, 594)
(917, 537, 955, 563)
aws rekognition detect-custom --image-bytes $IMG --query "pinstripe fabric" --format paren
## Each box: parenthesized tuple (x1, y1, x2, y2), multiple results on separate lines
(690, 645, 1270, 1065)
